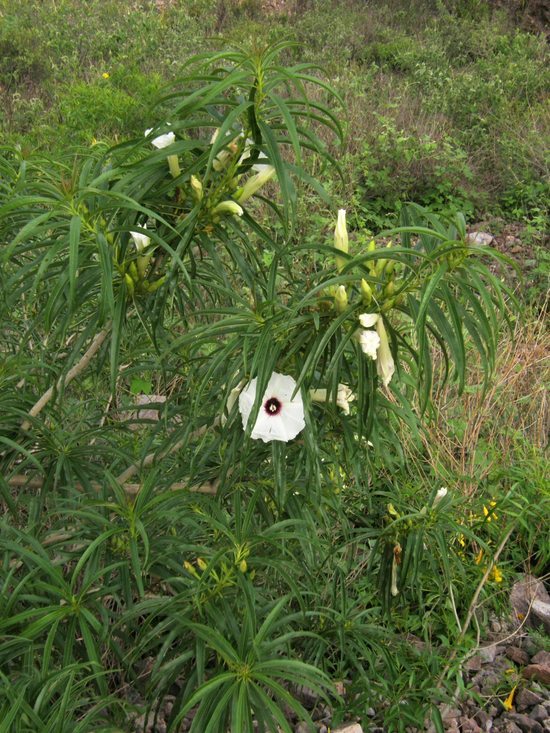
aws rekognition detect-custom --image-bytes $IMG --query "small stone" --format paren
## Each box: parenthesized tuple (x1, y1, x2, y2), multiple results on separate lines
(532, 651, 550, 666)
(318, 726, 328, 733)
(366, 708, 376, 717)
(531, 599, 550, 632)
(501, 722, 523, 733)
(515, 688, 545, 711)
(479, 646, 499, 663)
(532, 706, 548, 723)
(441, 707, 462, 722)
(541, 720, 550, 733)
(475, 709, 492, 729)
(507, 713, 544, 733)
(465, 655, 484, 672)
(294, 723, 311, 733)
(510, 576, 550, 631)
(460, 716, 484, 732)
(481, 672, 502, 694)
(468, 231, 494, 246)
(332, 725, 364, 733)
(507, 646, 530, 666)
(523, 664, 550, 686)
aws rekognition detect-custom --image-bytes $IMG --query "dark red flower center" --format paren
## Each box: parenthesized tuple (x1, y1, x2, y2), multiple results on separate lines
(264, 397, 282, 416)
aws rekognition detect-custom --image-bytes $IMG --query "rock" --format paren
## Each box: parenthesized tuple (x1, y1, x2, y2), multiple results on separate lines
(294, 723, 311, 733)
(510, 576, 550, 630)
(332, 725, 364, 733)
(532, 651, 550, 666)
(460, 716, 484, 732)
(441, 707, 462, 722)
(531, 600, 550, 633)
(468, 231, 494, 246)
(531, 706, 549, 722)
(507, 713, 544, 733)
(465, 655, 483, 672)
(475, 709, 493, 731)
(515, 688, 545, 711)
(523, 664, 550, 686)
(501, 722, 523, 733)
(507, 646, 531, 666)
(480, 646, 500, 664)
(541, 720, 550, 733)
(481, 672, 503, 694)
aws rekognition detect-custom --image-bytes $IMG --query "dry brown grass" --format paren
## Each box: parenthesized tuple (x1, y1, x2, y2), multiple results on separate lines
(406, 310, 549, 494)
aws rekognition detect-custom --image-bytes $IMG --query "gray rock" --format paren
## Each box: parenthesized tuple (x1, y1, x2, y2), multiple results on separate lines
(294, 723, 312, 733)
(475, 709, 493, 731)
(468, 231, 494, 246)
(332, 725, 364, 733)
(507, 713, 544, 733)
(515, 687, 545, 711)
(531, 600, 550, 632)
(510, 576, 550, 631)
(479, 646, 501, 663)
(530, 705, 548, 722)
(501, 722, 523, 733)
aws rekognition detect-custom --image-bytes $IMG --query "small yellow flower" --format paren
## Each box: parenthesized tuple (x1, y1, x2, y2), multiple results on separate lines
(502, 684, 517, 711)
(474, 549, 484, 565)
(491, 565, 503, 583)
(483, 501, 498, 521)
(102, 72, 110, 79)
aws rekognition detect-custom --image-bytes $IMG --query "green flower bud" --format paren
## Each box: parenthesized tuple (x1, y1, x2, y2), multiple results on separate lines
(361, 278, 373, 305)
(334, 285, 348, 313)
(211, 200, 244, 218)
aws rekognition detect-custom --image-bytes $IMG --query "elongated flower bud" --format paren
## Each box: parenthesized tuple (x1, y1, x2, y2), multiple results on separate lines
(236, 166, 276, 203)
(190, 175, 203, 202)
(375, 317, 395, 387)
(334, 285, 348, 313)
(334, 209, 349, 272)
(212, 200, 244, 218)
(361, 278, 373, 305)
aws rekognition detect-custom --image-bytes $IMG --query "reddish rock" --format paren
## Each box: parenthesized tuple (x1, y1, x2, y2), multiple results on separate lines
(531, 651, 550, 666)
(506, 646, 530, 666)
(523, 664, 550, 685)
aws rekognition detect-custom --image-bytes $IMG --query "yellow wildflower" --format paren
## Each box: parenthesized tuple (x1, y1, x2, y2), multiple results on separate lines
(491, 565, 503, 583)
(102, 72, 110, 79)
(502, 684, 517, 711)
(483, 501, 498, 521)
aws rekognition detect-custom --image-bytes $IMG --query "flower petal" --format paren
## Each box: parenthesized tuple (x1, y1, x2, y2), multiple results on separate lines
(238, 372, 305, 442)
(359, 312, 379, 328)
(358, 329, 381, 360)
(376, 318, 395, 387)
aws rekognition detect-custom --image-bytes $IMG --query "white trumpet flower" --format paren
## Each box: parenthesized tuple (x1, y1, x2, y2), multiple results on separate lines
(238, 372, 305, 443)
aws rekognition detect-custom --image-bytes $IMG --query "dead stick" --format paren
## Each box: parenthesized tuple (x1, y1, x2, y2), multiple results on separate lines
(115, 418, 220, 485)
(7, 475, 218, 496)
(21, 324, 112, 432)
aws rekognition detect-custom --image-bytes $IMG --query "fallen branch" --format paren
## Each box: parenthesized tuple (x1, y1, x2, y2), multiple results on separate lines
(6, 474, 219, 497)
(115, 418, 220, 485)
(21, 324, 112, 432)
